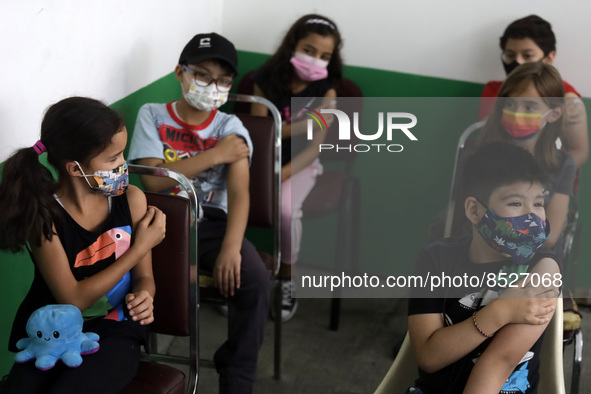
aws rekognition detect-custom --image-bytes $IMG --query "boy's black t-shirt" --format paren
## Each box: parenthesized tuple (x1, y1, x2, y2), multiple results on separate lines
(408, 236, 559, 394)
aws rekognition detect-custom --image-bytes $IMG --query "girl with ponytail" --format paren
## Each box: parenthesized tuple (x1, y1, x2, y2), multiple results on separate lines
(0, 97, 166, 393)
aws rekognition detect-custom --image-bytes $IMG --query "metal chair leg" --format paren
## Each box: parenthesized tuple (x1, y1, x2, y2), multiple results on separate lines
(330, 297, 341, 331)
(571, 330, 583, 394)
(273, 282, 282, 380)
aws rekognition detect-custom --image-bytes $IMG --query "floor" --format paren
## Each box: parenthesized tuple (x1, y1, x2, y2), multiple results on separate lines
(156, 297, 591, 393)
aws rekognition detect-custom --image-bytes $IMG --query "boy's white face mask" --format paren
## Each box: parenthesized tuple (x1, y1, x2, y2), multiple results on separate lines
(183, 78, 228, 111)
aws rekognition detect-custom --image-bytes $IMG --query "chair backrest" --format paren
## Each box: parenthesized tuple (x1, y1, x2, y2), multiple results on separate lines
(235, 113, 277, 228)
(228, 94, 282, 273)
(128, 164, 199, 394)
(144, 192, 191, 336)
(443, 120, 486, 238)
(539, 296, 566, 394)
(374, 332, 418, 394)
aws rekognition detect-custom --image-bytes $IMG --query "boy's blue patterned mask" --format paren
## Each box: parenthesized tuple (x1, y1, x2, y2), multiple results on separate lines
(475, 205, 550, 264)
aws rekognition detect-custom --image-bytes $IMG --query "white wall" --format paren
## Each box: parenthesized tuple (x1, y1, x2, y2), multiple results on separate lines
(0, 0, 223, 162)
(223, 0, 591, 94)
(3, 1, 590, 162)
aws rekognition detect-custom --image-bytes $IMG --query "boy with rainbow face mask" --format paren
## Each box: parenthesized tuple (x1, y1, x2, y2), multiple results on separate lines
(128, 33, 270, 393)
(407, 141, 560, 394)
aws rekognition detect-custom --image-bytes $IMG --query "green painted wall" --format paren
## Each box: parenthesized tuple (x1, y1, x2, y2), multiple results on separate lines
(1, 50, 589, 376)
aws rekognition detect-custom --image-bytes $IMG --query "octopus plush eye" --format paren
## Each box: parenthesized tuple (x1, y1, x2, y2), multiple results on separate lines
(36, 331, 42, 338)
(53, 331, 60, 339)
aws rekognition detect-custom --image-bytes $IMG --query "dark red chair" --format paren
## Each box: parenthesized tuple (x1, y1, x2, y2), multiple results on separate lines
(122, 166, 198, 394)
(198, 94, 284, 379)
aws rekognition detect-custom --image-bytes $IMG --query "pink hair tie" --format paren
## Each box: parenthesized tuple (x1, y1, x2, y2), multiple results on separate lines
(33, 140, 47, 155)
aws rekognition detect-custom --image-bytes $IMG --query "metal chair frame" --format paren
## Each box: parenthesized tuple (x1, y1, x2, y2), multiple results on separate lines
(128, 164, 199, 394)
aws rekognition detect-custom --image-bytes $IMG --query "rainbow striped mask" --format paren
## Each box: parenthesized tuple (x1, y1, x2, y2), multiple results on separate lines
(500, 109, 551, 141)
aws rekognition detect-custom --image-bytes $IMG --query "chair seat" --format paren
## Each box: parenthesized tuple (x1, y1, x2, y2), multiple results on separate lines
(302, 172, 351, 216)
(121, 361, 185, 394)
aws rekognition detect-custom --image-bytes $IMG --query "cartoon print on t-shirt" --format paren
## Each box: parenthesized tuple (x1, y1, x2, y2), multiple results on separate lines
(74, 226, 132, 321)
(74, 226, 132, 268)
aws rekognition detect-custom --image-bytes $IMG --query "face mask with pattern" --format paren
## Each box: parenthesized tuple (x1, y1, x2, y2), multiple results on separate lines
(476, 204, 550, 264)
(183, 79, 228, 111)
(500, 109, 552, 141)
(76, 161, 129, 197)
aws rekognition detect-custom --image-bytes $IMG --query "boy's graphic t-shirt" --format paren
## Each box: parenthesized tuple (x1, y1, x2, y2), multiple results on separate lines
(128, 102, 253, 213)
(9, 194, 135, 351)
(408, 236, 559, 394)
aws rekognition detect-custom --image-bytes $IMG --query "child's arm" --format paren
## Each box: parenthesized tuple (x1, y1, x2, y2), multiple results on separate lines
(282, 91, 336, 180)
(214, 157, 250, 297)
(136, 134, 249, 192)
(125, 185, 157, 325)
(462, 257, 560, 394)
(409, 282, 556, 373)
(33, 185, 166, 312)
(251, 85, 336, 140)
(282, 120, 326, 180)
(565, 92, 589, 168)
(544, 192, 569, 248)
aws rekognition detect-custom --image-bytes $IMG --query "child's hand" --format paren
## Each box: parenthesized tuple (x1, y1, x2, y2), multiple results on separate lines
(126, 290, 154, 325)
(281, 165, 291, 181)
(315, 99, 337, 128)
(134, 206, 166, 253)
(496, 285, 558, 325)
(213, 248, 242, 298)
(214, 134, 250, 165)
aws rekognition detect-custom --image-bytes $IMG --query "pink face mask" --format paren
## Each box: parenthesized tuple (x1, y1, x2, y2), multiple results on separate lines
(290, 52, 329, 81)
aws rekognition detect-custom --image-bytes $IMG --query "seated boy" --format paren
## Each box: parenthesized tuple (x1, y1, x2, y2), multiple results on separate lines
(128, 32, 270, 394)
(407, 141, 560, 394)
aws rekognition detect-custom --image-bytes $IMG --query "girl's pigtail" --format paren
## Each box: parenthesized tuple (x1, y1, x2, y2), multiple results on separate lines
(0, 146, 60, 253)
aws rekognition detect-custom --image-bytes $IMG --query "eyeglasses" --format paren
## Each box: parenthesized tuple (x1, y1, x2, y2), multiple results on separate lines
(182, 65, 233, 92)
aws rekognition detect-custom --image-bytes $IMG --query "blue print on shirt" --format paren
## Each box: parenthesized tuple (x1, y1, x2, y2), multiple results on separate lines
(501, 361, 530, 393)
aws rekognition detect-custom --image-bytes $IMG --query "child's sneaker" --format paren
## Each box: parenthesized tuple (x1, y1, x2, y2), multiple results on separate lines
(271, 278, 298, 322)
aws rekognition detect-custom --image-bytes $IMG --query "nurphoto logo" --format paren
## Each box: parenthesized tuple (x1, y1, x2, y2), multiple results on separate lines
(303, 107, 328, 132)
(305, 106, 418, 153)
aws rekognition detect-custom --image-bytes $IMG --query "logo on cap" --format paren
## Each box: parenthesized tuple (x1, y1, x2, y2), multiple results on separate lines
(199, 38, 211, 48)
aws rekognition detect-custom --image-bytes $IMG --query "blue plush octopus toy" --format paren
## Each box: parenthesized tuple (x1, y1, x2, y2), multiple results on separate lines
(15, 304, 100, 370)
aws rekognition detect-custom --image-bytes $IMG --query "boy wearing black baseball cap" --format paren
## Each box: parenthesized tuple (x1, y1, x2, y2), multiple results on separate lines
(129, 33, 270, 394)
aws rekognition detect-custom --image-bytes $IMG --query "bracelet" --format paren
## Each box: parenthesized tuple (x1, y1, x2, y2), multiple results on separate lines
(472, 311, 493, 338)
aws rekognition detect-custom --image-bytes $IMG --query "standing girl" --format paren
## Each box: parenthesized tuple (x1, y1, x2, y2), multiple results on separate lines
(0, 97, 166, 393)
(250, 14, 343, 321)
(479, 62, 576, 253)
